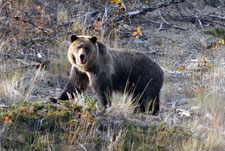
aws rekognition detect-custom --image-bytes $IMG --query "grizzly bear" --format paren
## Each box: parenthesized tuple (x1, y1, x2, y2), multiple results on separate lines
(51, 35, 164, 115)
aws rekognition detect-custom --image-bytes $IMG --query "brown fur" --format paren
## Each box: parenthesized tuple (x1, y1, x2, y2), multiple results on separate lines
(50, 35, 164, 115)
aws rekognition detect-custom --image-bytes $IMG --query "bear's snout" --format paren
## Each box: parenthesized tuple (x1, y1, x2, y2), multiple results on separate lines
(79, 53, 87, 64)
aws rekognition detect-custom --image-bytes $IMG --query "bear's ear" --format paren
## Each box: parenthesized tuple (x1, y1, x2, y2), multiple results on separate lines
(71, 35, 78, 42)
(89, 36, 97, 44)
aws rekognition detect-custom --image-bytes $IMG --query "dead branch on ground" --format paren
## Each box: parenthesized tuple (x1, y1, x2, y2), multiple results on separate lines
(158, 10, 187, 31)
(0, 53, 50, 65)
(105, 0, 186, 27)
(169, 14, 225, 27)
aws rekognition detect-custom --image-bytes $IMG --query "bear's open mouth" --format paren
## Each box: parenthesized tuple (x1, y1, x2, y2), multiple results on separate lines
(79, 54, 87, 64)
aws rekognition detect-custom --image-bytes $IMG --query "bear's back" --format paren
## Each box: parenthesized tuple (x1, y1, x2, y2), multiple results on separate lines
(108, 49, 163, 92)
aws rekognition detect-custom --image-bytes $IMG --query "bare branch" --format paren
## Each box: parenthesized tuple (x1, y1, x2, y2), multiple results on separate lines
(0, 53, 50, 65)
(20, 30, 74, 46)
(105, 0, 186, 26)
(168, 14, 225, 27)
(12, 16, 53, 35)
(158, 10, 187, 30)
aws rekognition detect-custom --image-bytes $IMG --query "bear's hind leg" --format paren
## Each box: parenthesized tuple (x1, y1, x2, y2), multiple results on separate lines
(139, 94, 160, 115)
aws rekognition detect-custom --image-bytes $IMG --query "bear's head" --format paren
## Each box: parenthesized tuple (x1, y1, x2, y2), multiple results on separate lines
(68, 35, 98, 71)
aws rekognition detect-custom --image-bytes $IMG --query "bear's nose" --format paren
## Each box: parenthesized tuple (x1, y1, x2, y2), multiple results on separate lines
(79, 54, 87, 64)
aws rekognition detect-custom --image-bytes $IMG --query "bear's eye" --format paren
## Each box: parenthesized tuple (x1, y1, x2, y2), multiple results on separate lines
(83, 46, 90, 49)
(77, 45, 82, 49)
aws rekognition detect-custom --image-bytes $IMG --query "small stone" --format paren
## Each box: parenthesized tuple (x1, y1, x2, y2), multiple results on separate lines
(134, 39, 145, 44)
(191, 106, 201, 114)
(172, 98, 188, 108)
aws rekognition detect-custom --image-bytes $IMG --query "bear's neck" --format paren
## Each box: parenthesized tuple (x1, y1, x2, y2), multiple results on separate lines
(86, 63, 101, 74)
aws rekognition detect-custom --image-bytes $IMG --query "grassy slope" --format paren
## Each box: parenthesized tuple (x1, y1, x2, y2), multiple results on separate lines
(0, 101, 193, 151)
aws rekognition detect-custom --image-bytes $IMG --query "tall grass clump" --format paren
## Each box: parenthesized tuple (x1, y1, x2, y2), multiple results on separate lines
(0, 67, 46, 104)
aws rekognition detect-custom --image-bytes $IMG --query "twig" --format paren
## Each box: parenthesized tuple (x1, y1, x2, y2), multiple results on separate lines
(175, 4, 184, 18)
(206, 14, 225, 21)
(2, 64, 43, 74)
(159, 10, 170, 25)
(103, 5, 109, 19)
(158, 23, 163, 31)
(195, 15, 203, 29)
(158, 10, 187, 30)
(76, 141, 87, 151)
(12, 16, 53, 35)
(20, 30, 74, 46)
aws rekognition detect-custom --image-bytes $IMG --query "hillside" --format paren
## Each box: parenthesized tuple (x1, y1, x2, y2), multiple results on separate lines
(0, 0, 225, 150)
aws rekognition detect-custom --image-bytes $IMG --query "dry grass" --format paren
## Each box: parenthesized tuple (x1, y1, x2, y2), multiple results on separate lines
(180, 53, 225, 150)
(0, 66, 46, 105)
(106, 92, 138, 117)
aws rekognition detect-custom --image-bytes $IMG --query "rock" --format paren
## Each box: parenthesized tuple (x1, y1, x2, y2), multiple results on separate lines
(176, 109, 191, 117)
(171, 98, 188, 108)
(134, 39, 145, 44)
(191, 106, 201, 115)
(0, 104, 8, 108)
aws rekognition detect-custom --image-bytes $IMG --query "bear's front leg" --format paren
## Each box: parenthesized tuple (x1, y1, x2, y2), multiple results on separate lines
(50, 67, 89, 103)
(90, 73, 112, 109)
